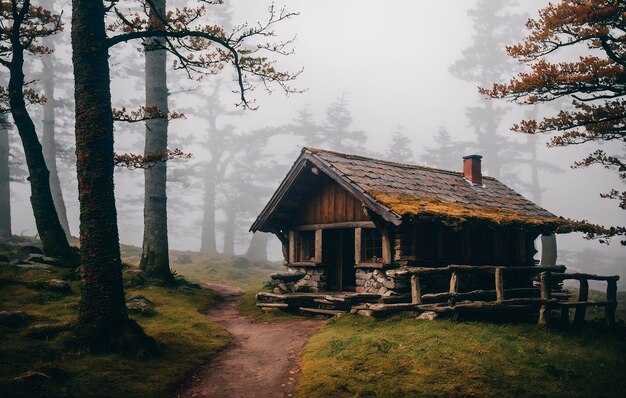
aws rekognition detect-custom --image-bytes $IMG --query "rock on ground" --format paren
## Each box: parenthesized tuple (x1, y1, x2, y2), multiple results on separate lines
(126, 295, 155, 313)
(416, 311, 438, 321)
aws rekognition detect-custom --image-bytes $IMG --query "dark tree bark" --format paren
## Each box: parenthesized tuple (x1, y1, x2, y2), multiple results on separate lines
(41, 6, 72, 239)
(7, 17, 76, 263)
(245, 232, 268, 261)
(139, 0, 174, 283)
(0, 113, 10, 236)
(71, 0, 140, 350)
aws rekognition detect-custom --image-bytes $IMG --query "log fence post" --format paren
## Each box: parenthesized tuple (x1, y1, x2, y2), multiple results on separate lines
(538, 271, 551, 327)
(411, 275, 422, 305)
(495, 267, 504, 301)
(573, 279, 588, 325)
(449, 271, 459, 305)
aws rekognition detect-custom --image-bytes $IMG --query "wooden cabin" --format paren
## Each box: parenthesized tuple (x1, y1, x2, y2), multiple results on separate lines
(250, 147, 570, 296)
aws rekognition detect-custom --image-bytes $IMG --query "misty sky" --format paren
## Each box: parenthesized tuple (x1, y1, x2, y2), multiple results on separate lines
(8, 0, 625, 281)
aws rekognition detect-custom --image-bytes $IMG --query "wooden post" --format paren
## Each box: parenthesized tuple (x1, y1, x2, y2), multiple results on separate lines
(288, 230, 296, 264)
(573, 279, 588, 325)
(381, 228, 392, 265)
(495, 267, 504, 301)
(538, 271, 551, 328)
(449, 272, 459, 294)
(448, 271, 459, 306)
(315, 229, 323, 263)
(411, 275, 422, 305)
(560, 307, 570, 326)
(354, 227, 362, 264)
(606, 279, 617, 328)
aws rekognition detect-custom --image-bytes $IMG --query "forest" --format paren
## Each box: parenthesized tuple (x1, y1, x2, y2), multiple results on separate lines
(0, 0, 625, 397)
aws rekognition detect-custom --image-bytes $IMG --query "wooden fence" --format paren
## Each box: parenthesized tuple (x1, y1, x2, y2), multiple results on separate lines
(400, 265, 619, 327)
(257, 264, 620, 326)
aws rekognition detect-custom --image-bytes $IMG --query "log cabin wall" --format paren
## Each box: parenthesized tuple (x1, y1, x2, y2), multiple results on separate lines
(400, 221, 536, 267)
(294, 174, 369, 226)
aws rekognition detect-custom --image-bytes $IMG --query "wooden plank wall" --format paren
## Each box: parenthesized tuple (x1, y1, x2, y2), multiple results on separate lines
(295, 174, 369, 225)
(405, 222, 534, 266)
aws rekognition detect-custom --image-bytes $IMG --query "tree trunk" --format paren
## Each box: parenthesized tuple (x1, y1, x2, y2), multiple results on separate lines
(245, 232, 268, 260)
(222, 203, 236, 256)
(7, 30, 75, 263)
(0, 113, 10, 237)
(200, 169, 218, 254)
(139, 0, 174, 283)
(71, 0, 133, 348)
(41, 16, 72, 239)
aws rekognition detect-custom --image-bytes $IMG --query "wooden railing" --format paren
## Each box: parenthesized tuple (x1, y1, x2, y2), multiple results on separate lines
(538, 271, 619, 327)
(397, 265, 619, 327)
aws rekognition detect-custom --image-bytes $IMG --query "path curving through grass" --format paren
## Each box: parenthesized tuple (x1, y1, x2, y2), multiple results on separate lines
(175, 283, 323, 398)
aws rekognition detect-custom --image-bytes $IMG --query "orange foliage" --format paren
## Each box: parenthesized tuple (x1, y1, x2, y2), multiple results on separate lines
(480, 0, 626, 243)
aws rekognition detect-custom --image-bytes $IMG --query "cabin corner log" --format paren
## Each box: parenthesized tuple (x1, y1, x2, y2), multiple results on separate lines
(288, 230, 296, 263)
(314, 229, 323, 263)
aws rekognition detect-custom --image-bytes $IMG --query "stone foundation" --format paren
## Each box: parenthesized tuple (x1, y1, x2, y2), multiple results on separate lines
(273, 266, 326, 293)
(355, 268, 408, 296)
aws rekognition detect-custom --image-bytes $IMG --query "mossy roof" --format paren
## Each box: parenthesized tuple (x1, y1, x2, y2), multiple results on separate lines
(306, 147, 563, 230)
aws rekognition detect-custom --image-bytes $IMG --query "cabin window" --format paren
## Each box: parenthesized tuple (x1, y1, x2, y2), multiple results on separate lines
(363, 228, 383, 262)
(297, 231, 316, 262)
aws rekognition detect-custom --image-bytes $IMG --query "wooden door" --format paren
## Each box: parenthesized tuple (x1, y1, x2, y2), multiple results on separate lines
(322, 229, 355, 292)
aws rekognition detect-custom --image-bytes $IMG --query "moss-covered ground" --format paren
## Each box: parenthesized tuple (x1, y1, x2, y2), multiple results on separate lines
(0, 263, 229, 398)
(0, 238, 281, 398)
(298, 314, 626, 398)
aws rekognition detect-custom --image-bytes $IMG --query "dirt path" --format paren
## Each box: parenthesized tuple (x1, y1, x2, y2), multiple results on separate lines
(175, 283, 323, 398)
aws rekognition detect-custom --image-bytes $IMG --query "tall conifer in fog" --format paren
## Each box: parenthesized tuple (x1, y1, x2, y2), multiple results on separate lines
(1, 0, 77, 263)
(69, 0, 298, 347)
(0, 113, 10, 236)
(140, 0, 174, 283)
(449, 0, 522, 179)
(41, 0, 71, 239)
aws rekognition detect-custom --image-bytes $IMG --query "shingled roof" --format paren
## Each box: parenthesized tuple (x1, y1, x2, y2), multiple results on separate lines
(251, 147, 566, 233)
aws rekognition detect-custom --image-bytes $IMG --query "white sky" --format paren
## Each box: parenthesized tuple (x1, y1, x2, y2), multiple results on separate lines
(9, 0, 625, 281)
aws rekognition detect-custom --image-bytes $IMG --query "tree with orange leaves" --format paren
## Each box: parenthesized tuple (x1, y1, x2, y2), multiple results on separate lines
(482, 0, 626, 217)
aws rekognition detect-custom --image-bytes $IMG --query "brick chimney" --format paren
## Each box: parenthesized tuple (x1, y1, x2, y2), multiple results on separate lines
(463, 155, 483, 185)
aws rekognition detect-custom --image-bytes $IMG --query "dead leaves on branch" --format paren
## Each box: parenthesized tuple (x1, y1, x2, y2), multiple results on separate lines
(0, 86, 46, 113)
(112, 106, 185, 123)
(481, 0, 626, 244)
(0, 0, 63, 63)
(114, 148, 192, 170)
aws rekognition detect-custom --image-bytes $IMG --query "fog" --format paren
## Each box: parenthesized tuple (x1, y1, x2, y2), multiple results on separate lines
(7, 0, 625, 283)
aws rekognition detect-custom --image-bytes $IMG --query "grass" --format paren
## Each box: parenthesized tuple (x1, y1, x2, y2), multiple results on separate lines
(120, 244, 282, 290)
(298, 315, 626, 398)
(0, 246, 231, 397)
